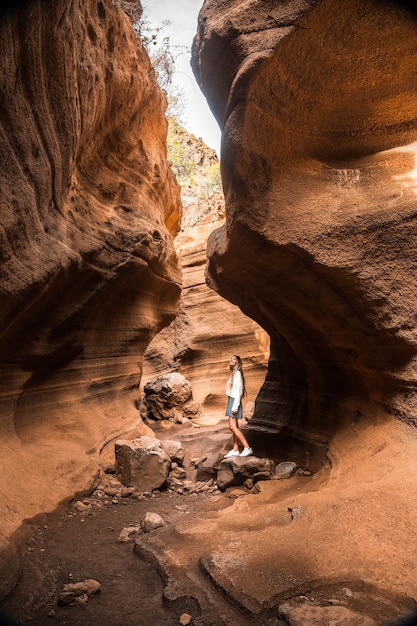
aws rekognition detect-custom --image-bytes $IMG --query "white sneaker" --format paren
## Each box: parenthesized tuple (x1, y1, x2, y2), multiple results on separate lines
(239, 447, 253, 457)
(224, 449, 239, 458)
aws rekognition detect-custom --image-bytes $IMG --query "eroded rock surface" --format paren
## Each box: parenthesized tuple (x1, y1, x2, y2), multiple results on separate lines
(140, 372, 200, 423)
(0, 0, 181, 595)
(142, 220, 270, 421)
(148, 0, 417, 615)
(193, 0, 417, 444)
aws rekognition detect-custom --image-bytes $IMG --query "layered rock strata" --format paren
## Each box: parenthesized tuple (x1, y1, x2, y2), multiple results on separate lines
(192, 0, 417, 451)
(144, 0, 417, 614)
(0, 0, 181, 595)
(141, 220, 270, 422)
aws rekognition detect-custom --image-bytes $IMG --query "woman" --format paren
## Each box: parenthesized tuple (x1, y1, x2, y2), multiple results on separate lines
(224, 355, 253, 458)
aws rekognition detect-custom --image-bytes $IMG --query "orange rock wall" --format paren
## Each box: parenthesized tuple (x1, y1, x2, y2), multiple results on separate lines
(142, 221, 270, 421)
(0, 0, 181, 594)
(192, 0, 417, 454)
(185, 0, 417, 607)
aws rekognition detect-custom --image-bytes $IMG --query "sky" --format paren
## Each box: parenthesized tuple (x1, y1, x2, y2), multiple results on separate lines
(141, 0, 221, 155)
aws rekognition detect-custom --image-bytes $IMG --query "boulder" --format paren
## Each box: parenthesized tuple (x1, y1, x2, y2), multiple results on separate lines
(274, 462, 298, 480)
(196, 451, 225, 482)
(114, 437, 171, 492)
(216, 456, 275, 490)
(140, 512, 166, 533)
(141, 373, 200, 423)
(160, 439, 185, 465)
(58, 579, 101, 606)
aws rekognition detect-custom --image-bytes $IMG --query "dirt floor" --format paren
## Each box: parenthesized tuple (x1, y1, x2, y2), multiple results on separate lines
(2, 419, 417, 626)
(0, 489, 236, 626)
(0, 420, 244, 626)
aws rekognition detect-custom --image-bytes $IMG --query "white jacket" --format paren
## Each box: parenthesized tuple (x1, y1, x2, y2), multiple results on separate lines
(226, 370, 243, 412)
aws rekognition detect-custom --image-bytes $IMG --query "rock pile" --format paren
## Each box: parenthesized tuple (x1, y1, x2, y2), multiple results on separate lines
(113, 434, 308, 495)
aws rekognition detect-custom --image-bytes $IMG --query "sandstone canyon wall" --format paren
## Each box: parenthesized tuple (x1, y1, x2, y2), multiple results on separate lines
(192, 0, 417, 455)
(0, 0, 181, 594)
(187, 0, 417, 611)
(142, 221, 270, 422)
(141, 129, 270, 421)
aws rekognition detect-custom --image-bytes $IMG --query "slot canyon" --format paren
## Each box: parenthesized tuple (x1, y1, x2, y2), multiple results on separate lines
(1, 0, 417, 624)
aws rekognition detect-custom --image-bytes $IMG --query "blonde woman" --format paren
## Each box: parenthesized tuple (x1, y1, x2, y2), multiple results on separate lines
(224, 355, 253, 458)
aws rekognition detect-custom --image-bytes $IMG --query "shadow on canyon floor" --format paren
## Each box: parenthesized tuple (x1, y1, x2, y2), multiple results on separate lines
(0, 420, 248, 626)
(0, 419, 416, 626)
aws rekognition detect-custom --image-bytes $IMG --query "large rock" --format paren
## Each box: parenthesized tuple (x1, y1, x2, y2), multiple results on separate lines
(216, 456, 275, 490)
(141, 372, 200, 423)
(0, 0, 181, 596)
(115, 436, 171, 491)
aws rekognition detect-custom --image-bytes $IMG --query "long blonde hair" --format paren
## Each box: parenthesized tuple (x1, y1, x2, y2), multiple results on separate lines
(231, 354, 246, 397)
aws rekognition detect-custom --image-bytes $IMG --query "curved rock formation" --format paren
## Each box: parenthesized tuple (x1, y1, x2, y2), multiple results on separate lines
(0, 0, 181, 594)
(188, 0, 417, 615)
(192, 0, 417, 449)
(141, 222, 270, 422)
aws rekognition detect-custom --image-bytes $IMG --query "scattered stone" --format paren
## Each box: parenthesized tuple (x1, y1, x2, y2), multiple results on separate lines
(118, 525, 140, 543)
(75, 593, 89, 605)
(104, 487, 119, 497)
(140, 511, 166, 533)
(179, 613, 192, 625)
(278, 602, 376, 625)
(191, 456, 206, 467)
(73, 501, 90, 513)
(170, 466, 187, 480)
(120, 486, 136, 497)
(288, 505, 303, 520)
(228, 488, 247, 499)
(296, 468, 312, 476)
(58, 579, 100, 606)
(195, 452, 223, 482)
(161, 439, 185, 465)
(274, 461, 298, 479)
(217, 456, 275, 490)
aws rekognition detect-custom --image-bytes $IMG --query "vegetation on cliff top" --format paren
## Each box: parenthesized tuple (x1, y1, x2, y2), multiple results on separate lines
(138, 16, 224, 228)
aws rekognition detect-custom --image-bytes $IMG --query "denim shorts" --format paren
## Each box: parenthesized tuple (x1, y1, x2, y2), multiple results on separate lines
(225, 396, 243, 419)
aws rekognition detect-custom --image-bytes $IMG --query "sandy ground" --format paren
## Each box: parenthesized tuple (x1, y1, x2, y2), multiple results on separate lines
(0, 420, 239, 626)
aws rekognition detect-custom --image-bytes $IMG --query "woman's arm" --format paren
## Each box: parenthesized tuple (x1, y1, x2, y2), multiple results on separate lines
(231, 371, 243, 412)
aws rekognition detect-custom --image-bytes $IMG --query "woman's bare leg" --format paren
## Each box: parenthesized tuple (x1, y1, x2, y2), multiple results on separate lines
(228, 417, 250, 449)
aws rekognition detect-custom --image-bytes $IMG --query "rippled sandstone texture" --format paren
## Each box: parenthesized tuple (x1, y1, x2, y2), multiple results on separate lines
(0, 0, 181, 595)
(193, 0, 417, 443)
(141, 221, 270, 423)
(152, 0, 417, 615)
